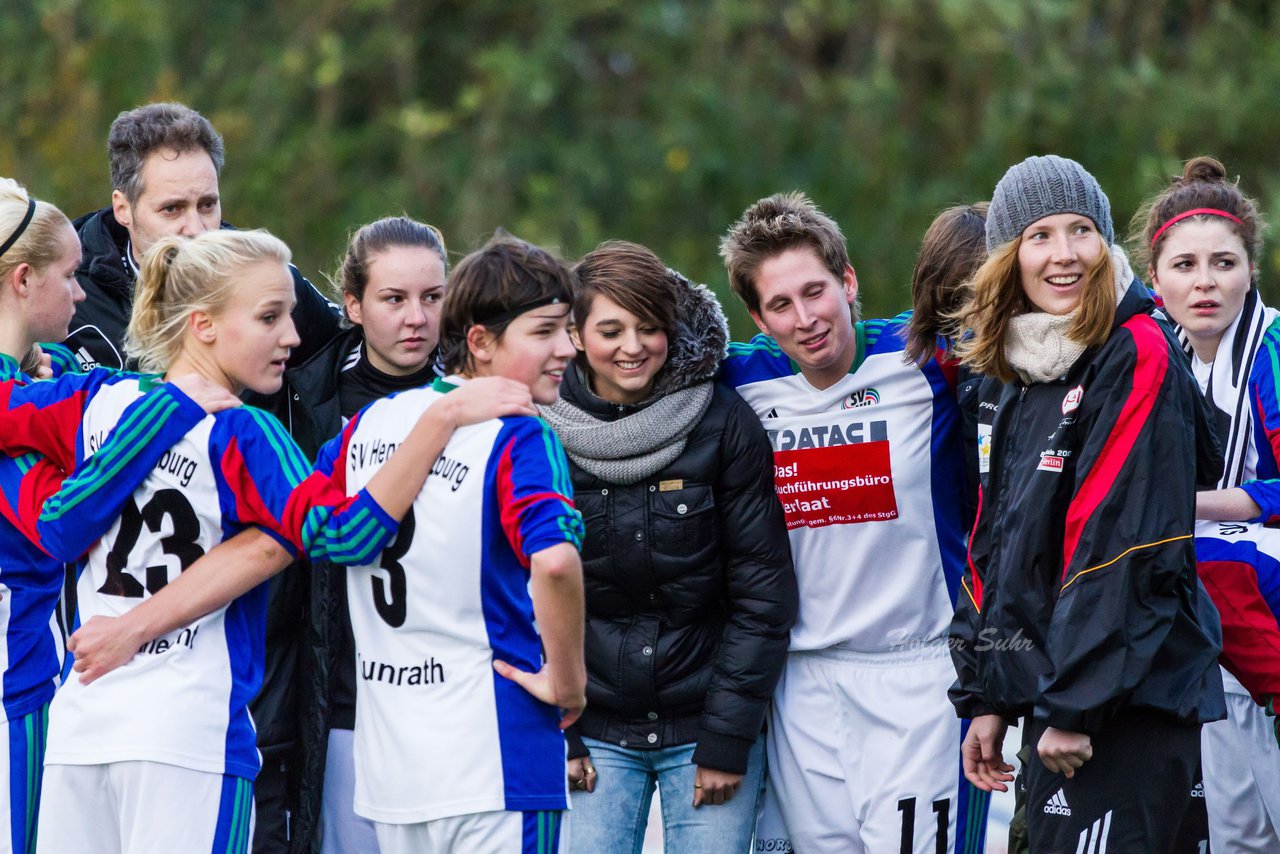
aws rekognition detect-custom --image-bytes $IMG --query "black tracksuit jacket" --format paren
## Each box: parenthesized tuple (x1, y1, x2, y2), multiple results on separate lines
(949, 284, 1226, 734)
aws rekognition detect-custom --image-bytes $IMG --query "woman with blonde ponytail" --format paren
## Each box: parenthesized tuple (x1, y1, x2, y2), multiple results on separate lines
(0, 179, 252, 853)
(0, 227, 532, 854)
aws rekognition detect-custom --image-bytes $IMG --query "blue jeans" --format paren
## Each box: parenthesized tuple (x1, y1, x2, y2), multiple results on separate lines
(567, 734, 765, 854)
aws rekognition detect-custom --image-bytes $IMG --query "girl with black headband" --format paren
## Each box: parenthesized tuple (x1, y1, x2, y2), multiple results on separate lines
(1137, 156, 1280, 851)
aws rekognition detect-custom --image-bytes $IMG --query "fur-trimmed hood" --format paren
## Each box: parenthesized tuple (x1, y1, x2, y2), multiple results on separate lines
(650, 269, 730, 397)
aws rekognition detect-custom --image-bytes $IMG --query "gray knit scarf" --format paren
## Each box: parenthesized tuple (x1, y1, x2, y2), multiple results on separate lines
(539, 270, 728, 484)
(540, 374, 713, 485)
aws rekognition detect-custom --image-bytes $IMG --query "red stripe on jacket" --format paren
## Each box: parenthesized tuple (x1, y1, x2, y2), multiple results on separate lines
(966, 485, 984, 610)
(1061, 315, 1169, 580)
(220, 437, 289, 545)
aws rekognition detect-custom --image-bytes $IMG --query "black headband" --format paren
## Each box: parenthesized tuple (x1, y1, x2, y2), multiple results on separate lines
(0, 197, 35, 259)
(475, 294, 569, 327)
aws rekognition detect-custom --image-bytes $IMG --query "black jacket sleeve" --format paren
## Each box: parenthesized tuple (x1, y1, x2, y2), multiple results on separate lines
(949, 484, 1001, 720)
(286, 265, 342, 367)
(692, 392, 798, 774)
(1035, 320, 1198, 733)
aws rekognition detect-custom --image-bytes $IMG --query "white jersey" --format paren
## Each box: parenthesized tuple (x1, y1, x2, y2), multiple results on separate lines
(327, 377, 582, 824)
(721, 319, 967, 652)
(44, 379, 311, 779)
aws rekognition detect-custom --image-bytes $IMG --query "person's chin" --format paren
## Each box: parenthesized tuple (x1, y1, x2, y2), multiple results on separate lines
(245, 375, 284, 396)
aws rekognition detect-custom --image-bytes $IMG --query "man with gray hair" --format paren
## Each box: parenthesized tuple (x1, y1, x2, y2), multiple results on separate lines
(66, 102, 339, 371)
(66, 102, 341, 854)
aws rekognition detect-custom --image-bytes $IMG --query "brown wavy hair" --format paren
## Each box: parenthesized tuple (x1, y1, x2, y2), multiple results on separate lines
(953, 235, 1115, 383)
(905, 202, 988, 365)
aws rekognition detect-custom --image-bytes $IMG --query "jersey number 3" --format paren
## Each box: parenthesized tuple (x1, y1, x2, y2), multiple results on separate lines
(100, 489, 205, 598)
(371, 507, 414, 628)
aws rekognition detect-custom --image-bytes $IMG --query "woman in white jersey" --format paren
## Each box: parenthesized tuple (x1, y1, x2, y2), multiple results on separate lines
(0, 228, 525, 854)
(50, 232, 584, 854)
(0, 179, 253, 854)
(1135, 155, 1280, 852)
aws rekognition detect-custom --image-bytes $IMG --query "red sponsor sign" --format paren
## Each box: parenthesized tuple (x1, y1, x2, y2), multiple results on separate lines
(772, 441, 897, 529)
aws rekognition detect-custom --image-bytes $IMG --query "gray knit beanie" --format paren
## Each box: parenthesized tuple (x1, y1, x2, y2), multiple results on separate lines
(985, 155, 1114, 250)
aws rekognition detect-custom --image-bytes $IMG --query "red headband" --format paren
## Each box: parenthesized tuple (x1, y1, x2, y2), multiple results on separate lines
(1151, 207, 1244, 249)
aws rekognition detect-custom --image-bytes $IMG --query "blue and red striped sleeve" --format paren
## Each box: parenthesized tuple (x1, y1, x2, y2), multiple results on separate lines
(214, 407, 398, 564)
(1243, 325, 1280, 521)
(0, 369, 116, 472)
(1195, 534, 1280, 702)
(493, 416, 583, 566)
(20, 384, 209, 561)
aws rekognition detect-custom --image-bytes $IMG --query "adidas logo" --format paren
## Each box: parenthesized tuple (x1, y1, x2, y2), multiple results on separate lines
(764, 408, 778, 419)
(1191, 782, 1204, 798)
(1043, 789, 1072, 816)
(75, 347, 100, 371)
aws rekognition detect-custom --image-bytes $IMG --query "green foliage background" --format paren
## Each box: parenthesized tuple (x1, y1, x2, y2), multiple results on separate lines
(3, 0, 1279, 334)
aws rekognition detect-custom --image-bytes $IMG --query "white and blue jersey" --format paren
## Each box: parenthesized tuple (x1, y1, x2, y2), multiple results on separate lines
(720, 317, 967, 652)
(0, 364, 208, 723)
(321, 376, 583, 824)
(0, 373, 394, 781)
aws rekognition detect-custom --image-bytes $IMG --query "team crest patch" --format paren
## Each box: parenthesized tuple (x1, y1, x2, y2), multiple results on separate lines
(1062, 385, 1084, 415)
(842, 387, 880, 409)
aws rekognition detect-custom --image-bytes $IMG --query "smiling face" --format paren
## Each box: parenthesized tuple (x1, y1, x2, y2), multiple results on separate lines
(113, 148, 221, 261)
(205, 260, 299, 395)
(748, 246, 858, 390)
(1150, 218, 1252, 362)
(24, 224, 85, 343)
(346, 245, 446, 376)
(573, 293, 669, 405)
(474, 303, 576, 404)
(1017, 213, 1106, 315)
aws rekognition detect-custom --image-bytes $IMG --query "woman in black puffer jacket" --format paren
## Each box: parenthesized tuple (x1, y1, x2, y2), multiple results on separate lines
(540, 241, 796, 854)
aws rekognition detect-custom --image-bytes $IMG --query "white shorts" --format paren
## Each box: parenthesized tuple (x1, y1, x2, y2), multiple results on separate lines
(374, 809, 563, 854)
(1201, 680, 1280, 853)
(36, 761, 254, 854)
(757, 644, 988, 854)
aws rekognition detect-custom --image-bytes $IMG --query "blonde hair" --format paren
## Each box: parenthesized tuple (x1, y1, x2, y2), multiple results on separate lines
(0, 177, 72, 287)
(127, 229, 291, 372)
(953, 236, 1115, 383)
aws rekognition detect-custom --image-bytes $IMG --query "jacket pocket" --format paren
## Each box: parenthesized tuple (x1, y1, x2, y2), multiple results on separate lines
(651, 484, 717, 556)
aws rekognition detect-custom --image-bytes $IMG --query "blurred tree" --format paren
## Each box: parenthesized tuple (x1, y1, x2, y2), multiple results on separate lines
(2, 0, 1279, 334)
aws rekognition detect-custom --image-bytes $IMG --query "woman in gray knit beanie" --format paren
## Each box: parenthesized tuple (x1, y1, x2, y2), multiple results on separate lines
(949, 156, 1226, 853)
(956, 154, 1128, 384)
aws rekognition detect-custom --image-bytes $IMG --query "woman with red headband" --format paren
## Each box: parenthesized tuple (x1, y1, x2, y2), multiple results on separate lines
(1138, 155, 1280, 851)
(949, 155, 1225, 853)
